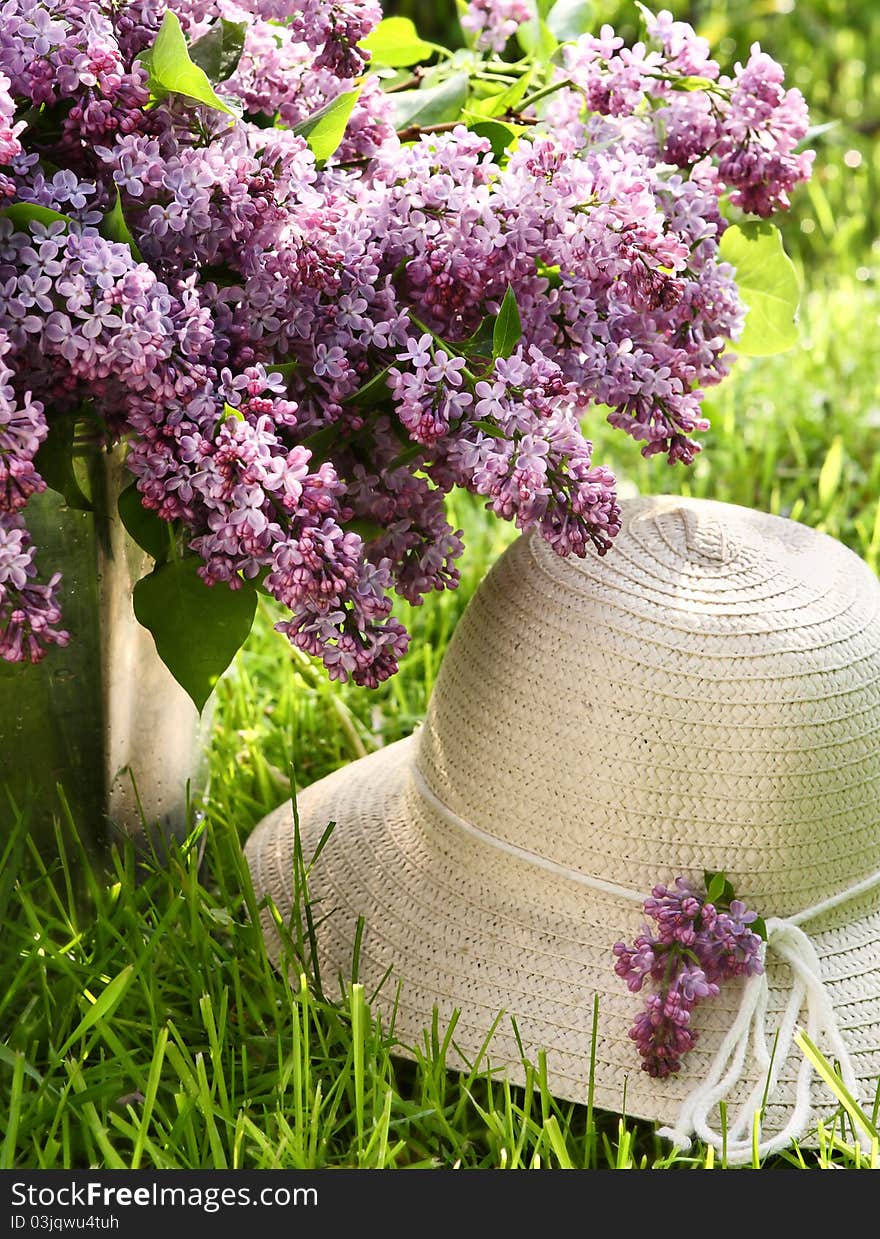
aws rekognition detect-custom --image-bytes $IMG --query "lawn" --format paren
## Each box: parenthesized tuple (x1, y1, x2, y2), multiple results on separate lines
(2, 0, 880, 1171)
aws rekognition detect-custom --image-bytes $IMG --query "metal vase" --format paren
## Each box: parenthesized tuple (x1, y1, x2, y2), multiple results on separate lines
(0, 450, 212, 861)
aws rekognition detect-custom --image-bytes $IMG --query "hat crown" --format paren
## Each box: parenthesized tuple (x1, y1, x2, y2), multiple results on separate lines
(415, 496, 880, 916)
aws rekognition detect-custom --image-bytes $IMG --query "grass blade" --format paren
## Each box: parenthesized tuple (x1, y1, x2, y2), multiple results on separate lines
(794, 1029, 878, 1141)
(55, 965, 135, 1060)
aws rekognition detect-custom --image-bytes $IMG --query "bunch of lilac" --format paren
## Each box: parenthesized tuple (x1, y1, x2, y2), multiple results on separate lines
(613, 877, 764, 1079)
(554, 12, 814, 218)
(0, 2, 812, 685)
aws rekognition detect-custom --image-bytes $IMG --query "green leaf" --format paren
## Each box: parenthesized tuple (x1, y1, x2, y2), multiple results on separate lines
(360, 16, 434, 67)
(392, 73, 469, 131)
(33, 418, 93, 511)
(301, 422, 341, 465)
(466, 119, 524, 161)
(223, 401, 244, 422)
(292, 88, 362, 163)
(0, 202, 71, 231)
(472, 419, 508, 440)
(0, 1044, 44, 1086)
(670, 74, 716, 92)
(133, 556, 257, 712)
(817, 436, 845, 511)
(467, 70, 534, 120)
(457, 312, 497, 357)
(492, 284, 523, 359)
(794, 1030, 879, 1141)
(703, 870, 736, 907)
(100, 189, 142, 262)
(56, 966, 134, 1060)
(718, 222, 800, 357)
(350, 365, 393, 407)
(517, 15, 559, 60)
(542, 1115, 575, 1169)
(750, 915, 768, 943)
(545, 0, 593, 41)
(118, 484, 171, 562)
(139, 11, 236, 115)
(267, 360, 298, 384)
(705, 872, 727, 905)
(188, 17, 247, 82)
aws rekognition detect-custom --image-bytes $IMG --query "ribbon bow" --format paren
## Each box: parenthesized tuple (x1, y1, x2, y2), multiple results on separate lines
(657, 917, 873, 1165)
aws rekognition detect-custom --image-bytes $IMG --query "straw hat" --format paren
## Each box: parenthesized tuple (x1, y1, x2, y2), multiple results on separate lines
(245, 495, 880, 1161)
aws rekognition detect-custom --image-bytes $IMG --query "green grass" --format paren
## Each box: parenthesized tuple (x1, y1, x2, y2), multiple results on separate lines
(2, 273, 880, 1171)
(1, 806, 877, 1171)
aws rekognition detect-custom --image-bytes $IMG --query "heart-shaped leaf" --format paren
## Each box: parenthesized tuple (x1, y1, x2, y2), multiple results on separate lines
(719, 221, 800, 356)
(33, 417, 92, 511)
(471, 419, 508, 439)
(457, 312, 497, 357)
(517, 14, 559, 60)
(139, 11, 236, 115)
(360, 17, 434, 67)
(133, 556, 257, 711)
(465, 119, 524, 161)
(703, 870, 736, 907)
(350, 365, 393, 407)
(118, 484, 172, 562)
(344, 518, 386, 544)
(546, 0, 594, 41)
(670, 75, 716, 92)
(0, 203, 71, 231)
(467, 70, 534, 120)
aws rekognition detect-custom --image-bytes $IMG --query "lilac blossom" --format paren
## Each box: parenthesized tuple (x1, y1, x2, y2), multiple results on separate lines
(717, 44, 814, 216)
(614, 877, 764, 1078)
(0, 511, 68, 661)
(0, 2, 811, 676)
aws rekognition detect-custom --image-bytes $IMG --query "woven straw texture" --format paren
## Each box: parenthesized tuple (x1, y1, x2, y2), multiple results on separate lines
(245, 495, 880, 1136)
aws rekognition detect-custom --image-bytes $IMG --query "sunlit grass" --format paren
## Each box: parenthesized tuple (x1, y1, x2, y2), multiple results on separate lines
(0, 808, 876, 1170)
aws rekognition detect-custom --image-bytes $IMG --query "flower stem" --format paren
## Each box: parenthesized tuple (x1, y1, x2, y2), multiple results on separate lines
(518, 78, 576, 112)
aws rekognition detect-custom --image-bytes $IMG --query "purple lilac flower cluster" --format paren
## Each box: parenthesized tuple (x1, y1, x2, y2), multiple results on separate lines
(0, 330, 67, 661)
(0, 3, 811, 682)
(558, 12, 814, 217)
(613, 877, 764, 1079)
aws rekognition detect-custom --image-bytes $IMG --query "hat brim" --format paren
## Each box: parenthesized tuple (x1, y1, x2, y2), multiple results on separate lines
(245, 735, 880, 1144)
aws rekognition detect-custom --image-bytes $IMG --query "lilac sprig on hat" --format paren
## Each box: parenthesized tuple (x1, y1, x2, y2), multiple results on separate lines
(613, 874, 765, 1079)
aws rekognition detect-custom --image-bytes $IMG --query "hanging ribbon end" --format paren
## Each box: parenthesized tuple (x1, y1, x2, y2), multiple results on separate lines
(656, 1122, 693, 1153)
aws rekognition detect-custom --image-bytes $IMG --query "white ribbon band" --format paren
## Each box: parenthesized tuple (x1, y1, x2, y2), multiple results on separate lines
(410, 761, 880, 1165)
